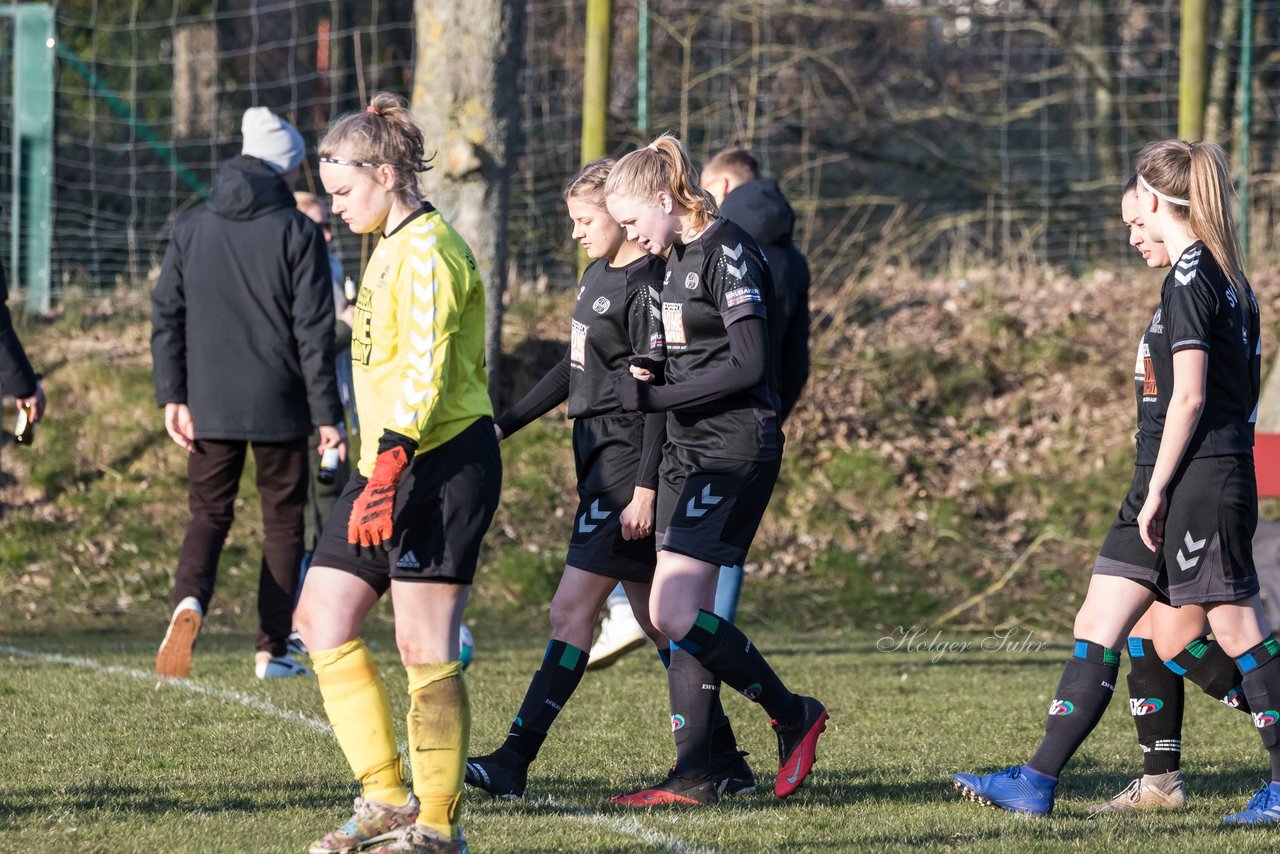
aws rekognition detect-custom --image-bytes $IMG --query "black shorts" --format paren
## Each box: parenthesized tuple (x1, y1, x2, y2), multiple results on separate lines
(1093, 456, 1259, 606)
(656, 444, 780, 568)
(311, 417, 502, 593)
(565, 414, 657, 583)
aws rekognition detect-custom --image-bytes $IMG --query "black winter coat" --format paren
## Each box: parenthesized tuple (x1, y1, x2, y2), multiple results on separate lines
(151, 155, 342, 441)
(719, 178, 811, 422)
(0, 257, 38, 398)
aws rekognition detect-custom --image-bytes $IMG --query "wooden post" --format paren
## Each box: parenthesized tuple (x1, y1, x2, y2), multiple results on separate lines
(1179, 0, 1207, 141)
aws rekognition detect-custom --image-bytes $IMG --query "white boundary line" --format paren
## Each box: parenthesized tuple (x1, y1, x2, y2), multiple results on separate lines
(1, 644, 713, 854)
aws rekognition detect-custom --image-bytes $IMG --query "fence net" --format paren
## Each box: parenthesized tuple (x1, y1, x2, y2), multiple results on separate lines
(4, 0, 1280, 300)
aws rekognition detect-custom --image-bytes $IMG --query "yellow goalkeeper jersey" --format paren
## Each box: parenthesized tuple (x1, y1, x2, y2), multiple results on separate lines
(351, 205, 492, 476)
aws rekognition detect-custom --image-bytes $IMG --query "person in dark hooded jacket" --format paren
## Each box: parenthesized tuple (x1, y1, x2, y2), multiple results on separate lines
(701, 149, 811, 422)
(0, 256, 45, 474)
(151, 107, 345, 681)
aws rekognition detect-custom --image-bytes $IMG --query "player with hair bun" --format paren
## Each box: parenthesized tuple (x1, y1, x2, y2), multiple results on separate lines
(295, 91, 501, 854)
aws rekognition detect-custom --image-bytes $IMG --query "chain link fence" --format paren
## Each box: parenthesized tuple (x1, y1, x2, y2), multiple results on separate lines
(3, 0, 1279, 301)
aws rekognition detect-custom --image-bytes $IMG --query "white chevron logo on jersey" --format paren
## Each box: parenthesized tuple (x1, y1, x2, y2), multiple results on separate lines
(686, 484, 724, 518)
(1176, 530, 1207, 572)
(722, 243, 744, 261)
(577, 499, 611, 534)
(725, 261, 748, 280)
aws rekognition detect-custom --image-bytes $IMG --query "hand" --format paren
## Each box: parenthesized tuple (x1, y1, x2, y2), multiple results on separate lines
(18, 382, 45, 423)
(347, 445, 410, 558)
(1137, 489, 1167, 553)
(164, 402, 197, 453)
(612, 373, 652, 412)
(494, 423, 505, 442)
(629, 365, 655, 382)
(620, 486, 656, 541)
(317, 424, 347, 463)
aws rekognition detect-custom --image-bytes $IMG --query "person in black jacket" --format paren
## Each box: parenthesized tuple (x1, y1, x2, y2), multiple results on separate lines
(151, 107, 345, 681)
(0, 256, 44, 457)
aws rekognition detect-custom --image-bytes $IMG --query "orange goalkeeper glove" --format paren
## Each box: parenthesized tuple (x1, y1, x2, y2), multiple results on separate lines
(347, 443, 411, 558)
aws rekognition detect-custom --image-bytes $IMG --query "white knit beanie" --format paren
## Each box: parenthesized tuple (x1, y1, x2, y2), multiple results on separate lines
(241, 107, 305, 174)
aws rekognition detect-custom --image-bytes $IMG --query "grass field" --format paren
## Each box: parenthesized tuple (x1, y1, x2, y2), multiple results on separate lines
(4, 621, 1279, 853)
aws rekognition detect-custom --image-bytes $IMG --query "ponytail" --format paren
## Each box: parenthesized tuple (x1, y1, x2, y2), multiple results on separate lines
(1135, 139, 1246, 295)
(604, 133, 719, 229)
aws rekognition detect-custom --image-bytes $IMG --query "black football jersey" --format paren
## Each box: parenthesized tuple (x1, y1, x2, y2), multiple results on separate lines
(1135, 241, 1260, 464)
(660, 217, 781, 460)
(567, 253, 666, 419)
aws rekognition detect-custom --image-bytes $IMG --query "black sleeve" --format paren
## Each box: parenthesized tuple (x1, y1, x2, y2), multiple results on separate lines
(150, 236, 189, 406)
(495, 354, 571, 437)
(1165, 272, 1216, 354)
(291, 218, 343, 426)
(613, 316, 767, 413)
(636, 411, 666, 489)
(0, 258, 37, 398)
(626, 263, 666, 373)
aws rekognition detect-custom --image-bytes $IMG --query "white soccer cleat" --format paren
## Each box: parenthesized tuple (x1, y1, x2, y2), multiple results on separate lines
(255, 652, 314, 679)
(156, 596, 203, 679)
(586, 603, 647, 670)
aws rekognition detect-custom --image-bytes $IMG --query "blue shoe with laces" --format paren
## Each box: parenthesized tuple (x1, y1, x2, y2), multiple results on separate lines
(1223, 781, 1280, 825)
(952, 765, 1056, 815)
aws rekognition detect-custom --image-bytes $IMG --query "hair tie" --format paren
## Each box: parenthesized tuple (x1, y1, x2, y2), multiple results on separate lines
(1138, 173, 1189, 207)
(647, 142, 659, 152)
(366, 105, 379, 116)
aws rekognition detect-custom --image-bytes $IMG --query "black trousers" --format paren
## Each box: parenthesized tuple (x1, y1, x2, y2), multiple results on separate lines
(172, 438, 308, 657)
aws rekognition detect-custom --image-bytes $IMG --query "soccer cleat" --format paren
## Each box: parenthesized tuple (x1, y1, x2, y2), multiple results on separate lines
(952, 765, 1056, 816)
(1223, 781, 1280, 825)
(586, 604, 648, 670)
(1087, 771, 1186, 815)
(772, 696, 828, 798)
(610, 770, 718, 807)
(309, 794, 420, 854)
(367, 823, 468, 854)
(255, 652, 314, 679)
(287, 630, 308, 657)
(156, 596, 203, 679)
(711, 749, 756, 796)
(463, 750, 528, 799)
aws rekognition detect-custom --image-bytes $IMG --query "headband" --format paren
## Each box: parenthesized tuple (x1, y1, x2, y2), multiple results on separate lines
(1138, 174, 1189, 207)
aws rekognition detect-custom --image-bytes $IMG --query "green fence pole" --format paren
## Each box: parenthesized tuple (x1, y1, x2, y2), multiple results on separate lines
(1238, 0, 1254, 260)
(1179, 0, 1207, 141)
(11, 3, 54, 313)
(580, 0, 611, 275)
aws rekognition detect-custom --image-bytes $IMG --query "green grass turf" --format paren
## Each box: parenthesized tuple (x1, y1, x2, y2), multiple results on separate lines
(2, 623, 1278, 853)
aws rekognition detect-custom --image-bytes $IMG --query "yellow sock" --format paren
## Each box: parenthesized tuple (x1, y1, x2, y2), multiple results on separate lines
(311, 639, 409, 807)
(405, 661, 468, 838)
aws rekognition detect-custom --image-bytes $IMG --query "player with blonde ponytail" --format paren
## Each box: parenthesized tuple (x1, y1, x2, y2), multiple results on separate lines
(956, 141, 1280, 826)
(604, 133, 828, 806)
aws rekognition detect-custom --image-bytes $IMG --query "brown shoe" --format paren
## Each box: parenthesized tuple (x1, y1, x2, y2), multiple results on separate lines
(156, 597, 203, 679)
(1087, 771, 1187, 816)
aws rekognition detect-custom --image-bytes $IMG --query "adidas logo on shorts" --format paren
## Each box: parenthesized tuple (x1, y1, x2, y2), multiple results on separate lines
(396, 550, 421, 570)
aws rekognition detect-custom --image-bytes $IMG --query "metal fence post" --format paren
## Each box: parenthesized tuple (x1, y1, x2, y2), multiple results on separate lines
(10, 3, 54, 313)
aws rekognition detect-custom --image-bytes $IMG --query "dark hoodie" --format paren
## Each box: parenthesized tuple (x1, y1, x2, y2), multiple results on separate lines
(151, 155, 341, 441)
(718, 178, 810, 422)
(0, 257, 38, 399)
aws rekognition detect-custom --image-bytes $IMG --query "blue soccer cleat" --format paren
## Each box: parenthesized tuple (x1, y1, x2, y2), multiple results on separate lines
(1223, 781, 1280, 825)
(952, 765, 1056, 816)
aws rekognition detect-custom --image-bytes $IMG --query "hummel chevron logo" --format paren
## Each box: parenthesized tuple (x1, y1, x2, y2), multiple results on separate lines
(1177, 530, 1206, 571)
(725, 262, 748, 280)
(1174, 269, 1195, 286)
(577, 499, 611, 534)
(723, 243, 744, 260)
(686, 484, 724, 518)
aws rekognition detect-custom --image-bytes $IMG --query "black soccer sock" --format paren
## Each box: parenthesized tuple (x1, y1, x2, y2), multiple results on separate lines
(1125, 638, 1184, 775)
(1026, 640, 1121, 779)
(668, 647, 719, 779)
(1237, 636, 1280, 781)
(709, 696, 739, 757)
(1166, 636, 1252, 713)
(676, 609, 803, 723)
(501, 640, 588, 764)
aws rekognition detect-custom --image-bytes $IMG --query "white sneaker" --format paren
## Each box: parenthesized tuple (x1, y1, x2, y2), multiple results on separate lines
(255, 652, 314, 679)
(156, 596, 203, 679)
(586, 604, 647, 670)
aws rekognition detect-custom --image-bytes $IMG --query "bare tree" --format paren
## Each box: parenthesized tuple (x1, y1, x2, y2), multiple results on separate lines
(412, 0, 525, 396)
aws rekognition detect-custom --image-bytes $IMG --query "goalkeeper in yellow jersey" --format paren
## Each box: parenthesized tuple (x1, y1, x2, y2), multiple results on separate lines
(295, 92, 501, 854)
